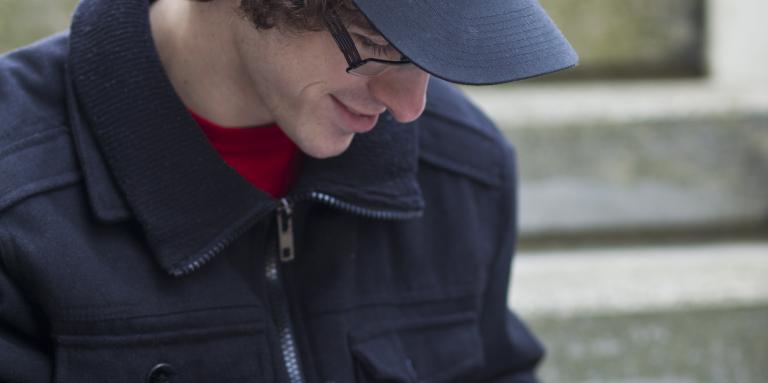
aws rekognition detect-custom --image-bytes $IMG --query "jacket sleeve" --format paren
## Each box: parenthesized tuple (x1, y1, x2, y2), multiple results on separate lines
(0, 234, 53, 383)
(474, 141, 545, 383)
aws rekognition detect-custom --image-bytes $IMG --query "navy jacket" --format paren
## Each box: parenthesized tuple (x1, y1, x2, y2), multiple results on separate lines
(0, 0, 544, 381)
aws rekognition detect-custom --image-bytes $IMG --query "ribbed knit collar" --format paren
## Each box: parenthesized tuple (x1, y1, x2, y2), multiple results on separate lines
(67, 0, 423, 275)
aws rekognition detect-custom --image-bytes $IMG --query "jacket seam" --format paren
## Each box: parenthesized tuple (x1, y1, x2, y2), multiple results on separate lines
(0, 126, 68, 160)
(54, 323, 265, 347)
(496, 145, 516, 262)
(0, 172, 82, 213)
(418, 112, 504, 186)
(0, 223, 12, 270)
(419, 152, 502, 187)
(305, 283, 477, 316)
(491, 144, 517, 293)
(54, 303, 265, 324)
(421, 109, 498, 143)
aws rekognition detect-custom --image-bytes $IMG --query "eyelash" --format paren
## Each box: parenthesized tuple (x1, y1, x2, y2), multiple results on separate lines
(356, 35, 392, 57)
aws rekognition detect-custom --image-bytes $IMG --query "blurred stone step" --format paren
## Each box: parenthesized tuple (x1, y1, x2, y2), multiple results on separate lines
(508, 241, 768, 318)
(529, 304, 768, 383)
(465, 81, 768, 238)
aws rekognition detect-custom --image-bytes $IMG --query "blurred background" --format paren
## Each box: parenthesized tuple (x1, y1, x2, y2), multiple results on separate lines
(2, 0, 766, 382)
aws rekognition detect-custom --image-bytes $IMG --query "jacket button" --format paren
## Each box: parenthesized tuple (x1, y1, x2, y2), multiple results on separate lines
(147, 363, 176, 383)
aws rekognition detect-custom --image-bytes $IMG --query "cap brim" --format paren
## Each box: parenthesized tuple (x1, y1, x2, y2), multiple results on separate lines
(352, 0, 578, 85)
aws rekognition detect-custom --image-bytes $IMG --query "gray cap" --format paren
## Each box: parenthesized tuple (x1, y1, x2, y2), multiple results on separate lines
(352, 0, 578, 85)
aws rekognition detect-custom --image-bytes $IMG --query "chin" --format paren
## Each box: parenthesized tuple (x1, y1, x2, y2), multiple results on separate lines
(297, 133, 355, 159)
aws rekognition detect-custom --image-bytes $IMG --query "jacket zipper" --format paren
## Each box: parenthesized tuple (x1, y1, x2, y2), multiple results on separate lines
(269, 193, 421, 383)
(276, 199, 295, 262)
(169, 212, 269, 277)
(173, 192, 422, 382)
(289, 191, 422, 221)
(268, 198, 304, 383)
(172, 192, 421, 276)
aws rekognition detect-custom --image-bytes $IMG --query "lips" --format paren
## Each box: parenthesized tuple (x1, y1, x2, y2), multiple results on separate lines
(331, 96, 380, 134)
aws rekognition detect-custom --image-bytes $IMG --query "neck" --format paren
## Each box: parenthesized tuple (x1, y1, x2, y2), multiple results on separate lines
(149, 0, 273, 127)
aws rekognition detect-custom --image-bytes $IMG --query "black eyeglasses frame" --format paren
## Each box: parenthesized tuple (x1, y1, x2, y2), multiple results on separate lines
(323, 9, 412, 77)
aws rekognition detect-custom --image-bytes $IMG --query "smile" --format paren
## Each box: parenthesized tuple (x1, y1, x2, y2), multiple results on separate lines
(330, 95, 380, 134)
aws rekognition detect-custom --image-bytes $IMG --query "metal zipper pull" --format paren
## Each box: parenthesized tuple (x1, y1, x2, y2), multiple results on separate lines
(276, 198, 295, 262)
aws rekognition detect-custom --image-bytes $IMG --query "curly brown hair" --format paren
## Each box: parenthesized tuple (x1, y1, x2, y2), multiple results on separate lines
(194, 0, 372, 33)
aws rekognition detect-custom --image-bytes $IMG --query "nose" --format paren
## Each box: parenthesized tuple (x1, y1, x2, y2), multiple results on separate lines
(368, 66, 430, 123)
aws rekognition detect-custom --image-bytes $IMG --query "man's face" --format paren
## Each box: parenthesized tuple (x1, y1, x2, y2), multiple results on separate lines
(231, 11, 431, 159)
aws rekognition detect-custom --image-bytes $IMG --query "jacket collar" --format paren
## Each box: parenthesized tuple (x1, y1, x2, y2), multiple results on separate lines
(66, 0, 423, 275)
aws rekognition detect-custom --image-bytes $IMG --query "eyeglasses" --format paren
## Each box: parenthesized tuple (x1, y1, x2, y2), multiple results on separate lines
(323, 9, 412, 77)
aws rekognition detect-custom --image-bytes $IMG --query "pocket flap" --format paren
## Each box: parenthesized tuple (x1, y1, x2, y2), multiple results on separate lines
(350, 313, 484, 383)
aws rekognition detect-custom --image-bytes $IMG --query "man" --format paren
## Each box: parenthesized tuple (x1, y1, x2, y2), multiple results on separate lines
(0, 0, 576, 381)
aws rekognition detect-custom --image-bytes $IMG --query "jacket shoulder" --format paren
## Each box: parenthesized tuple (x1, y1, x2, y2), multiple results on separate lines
(418, 78, 514, 188)
(0, 32, 81, 213)
(1, 32, 70, 131)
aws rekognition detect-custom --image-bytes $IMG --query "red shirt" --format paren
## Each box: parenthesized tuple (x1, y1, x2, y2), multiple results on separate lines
(190, 110, 300, 198)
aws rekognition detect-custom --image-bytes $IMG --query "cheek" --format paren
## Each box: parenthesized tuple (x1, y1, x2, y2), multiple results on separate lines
(245, 61, 323, 128)
(271, 84, 334, 146)
(287, 73, 363, 129)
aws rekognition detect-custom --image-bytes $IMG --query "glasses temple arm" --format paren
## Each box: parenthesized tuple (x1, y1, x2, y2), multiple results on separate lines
(323, 9, 363, 67)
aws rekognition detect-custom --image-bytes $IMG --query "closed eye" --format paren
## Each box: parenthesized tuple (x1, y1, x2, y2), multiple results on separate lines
(352, 33, 396, 58)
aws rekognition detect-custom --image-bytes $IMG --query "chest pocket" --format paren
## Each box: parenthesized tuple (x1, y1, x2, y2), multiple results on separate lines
(52, 308, 273, 383)
(350, 312, 484, 383)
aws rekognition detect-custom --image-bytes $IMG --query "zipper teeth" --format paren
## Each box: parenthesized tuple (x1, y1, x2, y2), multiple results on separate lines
(169, 193, 420, 382)
(171, 191, 421, 276)
(272, 197, 305, 383)
(170, 212, 269, 277)
(269, 193, 419, 383)
(265, 249, 305, 383)
(299, 191, 422, 220)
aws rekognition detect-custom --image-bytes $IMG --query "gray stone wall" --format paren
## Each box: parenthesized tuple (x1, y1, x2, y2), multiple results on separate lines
(509, 113, 768, 238)
(539, 0, 705, 79)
